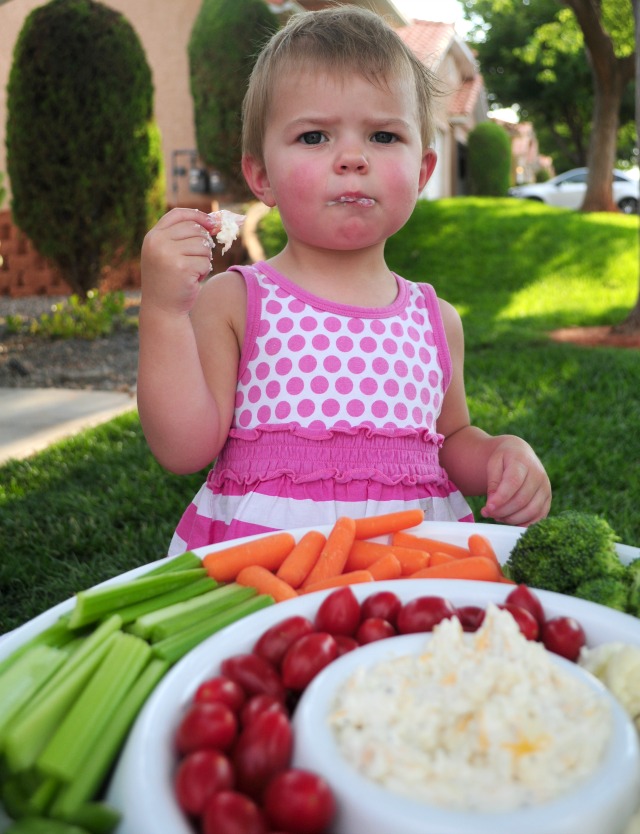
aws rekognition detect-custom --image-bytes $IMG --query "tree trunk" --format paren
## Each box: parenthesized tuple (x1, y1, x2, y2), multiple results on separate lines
(614, 0, 640, 332)
(582, 76, 624, 211)
(562, 0, 635, 212)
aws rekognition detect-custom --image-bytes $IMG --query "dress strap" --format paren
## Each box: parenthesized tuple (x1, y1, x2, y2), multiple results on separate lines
(418, 282, 452, 392)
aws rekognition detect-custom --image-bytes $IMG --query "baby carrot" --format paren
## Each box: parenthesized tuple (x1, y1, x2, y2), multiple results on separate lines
(276, 530, 326, 589)
(302, 517, 357, 588)
(300, 570, 374, 595)
(353, 509, 425, 540)
(368, 553, 402, 581)
(429, 551, 457, 567)
(345, 540, 429, 575)
(202, 532, 295, 582)
(345, 540, 394, 571)
(236, 565, 298, 603)
(467, 533, 501, 566)
(392, 531, 471, 560)
(408, 556, 503, 582)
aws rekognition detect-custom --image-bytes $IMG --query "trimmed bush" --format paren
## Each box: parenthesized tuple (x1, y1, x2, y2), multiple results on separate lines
(6, 0, 165, 296)
(188, 0, 278, 197)
(467, 121, 512, 196)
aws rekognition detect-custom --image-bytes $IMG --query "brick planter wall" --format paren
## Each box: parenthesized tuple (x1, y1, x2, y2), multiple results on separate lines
(0, 208, 247, 298)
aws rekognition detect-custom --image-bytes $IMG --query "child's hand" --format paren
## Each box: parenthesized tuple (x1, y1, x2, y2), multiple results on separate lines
(140, 208, 220, 315)
(480, 437, 552, 527)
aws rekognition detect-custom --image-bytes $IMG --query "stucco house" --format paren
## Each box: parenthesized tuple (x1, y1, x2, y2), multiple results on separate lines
(0, 0, 487, 295)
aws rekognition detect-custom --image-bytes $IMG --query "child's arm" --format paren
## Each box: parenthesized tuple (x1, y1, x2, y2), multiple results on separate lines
(436, 299, 551, 526)
(137, 208, 240, 474)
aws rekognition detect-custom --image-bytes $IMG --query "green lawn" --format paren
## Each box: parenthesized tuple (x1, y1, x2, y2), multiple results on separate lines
(2, 198, 639, 632)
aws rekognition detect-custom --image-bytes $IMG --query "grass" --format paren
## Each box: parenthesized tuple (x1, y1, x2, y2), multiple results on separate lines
(2, 197, 639, 631)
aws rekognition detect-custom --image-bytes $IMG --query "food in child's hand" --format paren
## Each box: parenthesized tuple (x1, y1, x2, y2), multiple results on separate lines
(209, 209, 245, 254)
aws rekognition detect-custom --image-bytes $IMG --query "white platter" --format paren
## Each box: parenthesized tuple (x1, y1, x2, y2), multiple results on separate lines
(1, 521, 640, 834)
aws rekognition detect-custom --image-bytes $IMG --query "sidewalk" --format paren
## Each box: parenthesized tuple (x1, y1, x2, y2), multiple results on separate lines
(0, 388, 136, 465)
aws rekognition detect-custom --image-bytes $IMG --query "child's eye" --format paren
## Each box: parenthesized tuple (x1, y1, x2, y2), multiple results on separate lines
(371, 131, 397, 144)
(298, 131, 326, 145)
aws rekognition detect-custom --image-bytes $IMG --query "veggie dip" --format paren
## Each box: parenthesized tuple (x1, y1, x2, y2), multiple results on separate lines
(328, 606, 612, 812)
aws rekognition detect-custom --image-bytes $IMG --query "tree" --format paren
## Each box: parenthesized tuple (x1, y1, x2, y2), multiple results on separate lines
(188, 0, 278, 198)
(462, 0, 635, 179)
(468, 121, 512, 195)
(561, 0, 635, 212)
(462, 0, 596, 171)
(6, 0, 165, 297)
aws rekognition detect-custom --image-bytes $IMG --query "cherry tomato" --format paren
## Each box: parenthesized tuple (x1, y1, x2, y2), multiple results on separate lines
(497, 603, 540, 641)
(396, 596, 456, 634)
(202, 790, 267, 834)
(281, 632, 339, 691)
(505, 584, 546, 626)
(314, 587, 361, 636)
(360, 591, 401, 626)
(221, 654, 286, 702)
(174, 749, 234, 817)
(194, 675, 247, 713)
(264, 769, 336, 834)
(253, 616, 315, 667)
(542, 616, 586, 661)
(334, 634, 359, 656)
(240, 694, 287, 727)
(233, 710, 293, 799)
(455, 605, 485, 632)
(175, 701, 238, 755)
(356, 617, 396, 644)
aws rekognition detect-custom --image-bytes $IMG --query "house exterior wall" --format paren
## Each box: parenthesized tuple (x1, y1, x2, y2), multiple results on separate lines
(0, 0, 207, 211)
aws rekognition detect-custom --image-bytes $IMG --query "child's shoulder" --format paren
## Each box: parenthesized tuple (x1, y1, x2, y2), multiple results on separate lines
(193, 268, 248, 316)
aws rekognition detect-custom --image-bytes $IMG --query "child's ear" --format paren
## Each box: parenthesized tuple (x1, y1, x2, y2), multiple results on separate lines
(418, 149, 438, 193)
(242, 154, 276, 207)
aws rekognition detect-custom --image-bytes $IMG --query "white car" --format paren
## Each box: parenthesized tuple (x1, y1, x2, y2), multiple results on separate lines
(508, 167, 639, 213)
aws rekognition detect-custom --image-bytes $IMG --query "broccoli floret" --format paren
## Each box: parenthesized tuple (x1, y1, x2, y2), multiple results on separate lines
(626, 558, 640, 616)
(505, 510, 622, 595)
(573, 575, 629, 612)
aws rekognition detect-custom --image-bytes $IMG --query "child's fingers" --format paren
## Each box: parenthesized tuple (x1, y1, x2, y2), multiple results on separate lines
(154, 206, 217, 233)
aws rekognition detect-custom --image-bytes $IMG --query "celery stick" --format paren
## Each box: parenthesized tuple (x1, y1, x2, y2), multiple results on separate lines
(5, 818, 91, 834)
(0, 646, 67, 741)
(52, 658, 168, 817)
(143, 551, 202, 575)
(115, 575, 217, 625)
(3, 632, 118, 773)
(153, 594, 274, 664)
(0, 617, 75, 678)
(27, 775, 59, 815)
(62, 802, 120, 834)
(19, 617, 123, 720)
(37, 633, 150, 783)
(133, 583, 256, 642)
(68, 570, 206, 629)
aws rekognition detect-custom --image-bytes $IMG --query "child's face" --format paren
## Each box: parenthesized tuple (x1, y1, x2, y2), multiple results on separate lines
(243, 68, 436, 254)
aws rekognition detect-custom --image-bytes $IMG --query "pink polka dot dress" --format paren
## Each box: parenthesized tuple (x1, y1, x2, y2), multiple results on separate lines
(169, 262, 473, 554)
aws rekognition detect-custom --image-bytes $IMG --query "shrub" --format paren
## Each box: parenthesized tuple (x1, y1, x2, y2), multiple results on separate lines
(0, 172, 6, 209)
(6, 0, 165, 297)
(467, 121, 512, 196)
(188, 0, 278, 197)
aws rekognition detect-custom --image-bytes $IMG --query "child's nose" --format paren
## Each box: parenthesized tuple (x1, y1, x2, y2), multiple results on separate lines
(336, 147, 369, 173)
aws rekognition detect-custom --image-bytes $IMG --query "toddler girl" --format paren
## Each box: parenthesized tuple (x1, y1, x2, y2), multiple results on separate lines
(137, 6, 551, 555)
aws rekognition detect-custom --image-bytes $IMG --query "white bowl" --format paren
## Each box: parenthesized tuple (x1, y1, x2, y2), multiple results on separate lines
(292, 632, 640, 834)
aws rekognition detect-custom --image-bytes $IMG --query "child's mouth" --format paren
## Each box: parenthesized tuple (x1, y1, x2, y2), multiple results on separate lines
(327, 196, 376, 207)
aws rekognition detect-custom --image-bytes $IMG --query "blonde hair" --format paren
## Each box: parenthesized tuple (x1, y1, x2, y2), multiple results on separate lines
(242, 5, 439, 164)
